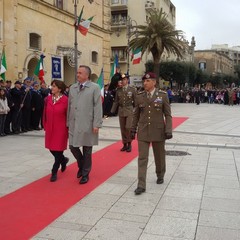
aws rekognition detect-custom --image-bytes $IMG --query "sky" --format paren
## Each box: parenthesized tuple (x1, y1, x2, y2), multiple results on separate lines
(171, 0, 240, 50)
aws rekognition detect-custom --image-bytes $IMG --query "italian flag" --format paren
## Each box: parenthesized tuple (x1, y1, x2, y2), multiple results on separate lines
(78, 16, 94, 36)
(110, 54, 119, 79)
(97, 68, 104, 103)
(34, 54, 45, 83)
(0, 48, 7, 80)
(132, 48, 142, 64)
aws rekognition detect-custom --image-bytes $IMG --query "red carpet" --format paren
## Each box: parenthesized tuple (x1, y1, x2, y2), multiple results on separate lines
(0, 117, 187, 240)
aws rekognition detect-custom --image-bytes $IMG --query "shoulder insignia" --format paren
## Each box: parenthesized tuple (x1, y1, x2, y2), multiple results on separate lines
(137, 91, 145, 95)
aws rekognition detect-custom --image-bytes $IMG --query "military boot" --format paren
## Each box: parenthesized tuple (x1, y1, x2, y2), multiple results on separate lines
(120, 143, 128, 151)
(126, 142, 132, 152)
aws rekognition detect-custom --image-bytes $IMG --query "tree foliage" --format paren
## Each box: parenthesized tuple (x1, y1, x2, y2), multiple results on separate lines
(129, 8, 188, 84)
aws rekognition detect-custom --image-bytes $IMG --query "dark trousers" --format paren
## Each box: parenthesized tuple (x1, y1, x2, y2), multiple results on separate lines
(4, 110, 12, 133)
(70, 145, 92, 177)
(31, 109, 42, 129)
(0, 114, 7, 135)
(50, 150, 65, 174)
(21, 107, 31, 130)
(12, 108, 22, 132)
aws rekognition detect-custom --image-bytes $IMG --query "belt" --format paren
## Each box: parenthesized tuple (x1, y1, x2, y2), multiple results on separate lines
(119, 104, 133, 107)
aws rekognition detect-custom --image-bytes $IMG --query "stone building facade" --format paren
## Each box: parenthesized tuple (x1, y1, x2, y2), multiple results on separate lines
(110, 0, 176, 84)
(194, 50, 234, 77)
(0, 0, 111, 86)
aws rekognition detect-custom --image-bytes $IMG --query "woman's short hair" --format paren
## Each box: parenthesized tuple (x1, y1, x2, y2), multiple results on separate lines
(51, 80, 66, 94)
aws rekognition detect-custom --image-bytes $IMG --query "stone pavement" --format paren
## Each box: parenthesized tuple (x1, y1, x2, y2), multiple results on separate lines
(1, 103, 240, 240)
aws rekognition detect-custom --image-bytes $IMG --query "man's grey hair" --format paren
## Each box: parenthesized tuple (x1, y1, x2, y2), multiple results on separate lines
(79, 65, 92, 79)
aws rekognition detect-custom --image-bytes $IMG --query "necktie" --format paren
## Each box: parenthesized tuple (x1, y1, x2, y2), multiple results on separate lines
(80, 84, 83, 90)
(148, 92, 151, 99)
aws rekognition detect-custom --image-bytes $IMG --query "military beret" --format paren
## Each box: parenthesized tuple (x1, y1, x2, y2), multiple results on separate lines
(15, 80, 22, 85)
(142, 72, 156, 80)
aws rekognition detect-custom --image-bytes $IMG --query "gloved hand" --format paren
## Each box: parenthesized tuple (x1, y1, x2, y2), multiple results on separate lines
(165, 133, 173, 139)
(131, 130, 136, 140)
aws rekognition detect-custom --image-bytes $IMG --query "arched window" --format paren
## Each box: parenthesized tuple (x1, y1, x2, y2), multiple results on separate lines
(199, 61, 206, 71)
(29, 33, 41, 50)
(92, 51, 98, 64)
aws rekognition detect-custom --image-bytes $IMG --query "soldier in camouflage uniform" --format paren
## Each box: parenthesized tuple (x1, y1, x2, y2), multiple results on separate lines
(131, 72, 172, 195)
(111, 74, 136, 152)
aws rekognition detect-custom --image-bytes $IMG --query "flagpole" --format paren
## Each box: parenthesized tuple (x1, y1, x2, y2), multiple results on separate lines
(127, 16, 137, 75)
(73, 0, 94, 83)
(74, 0, 78, 82)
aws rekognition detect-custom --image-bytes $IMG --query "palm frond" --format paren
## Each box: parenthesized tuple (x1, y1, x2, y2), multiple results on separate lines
(129, 8, 188, 62)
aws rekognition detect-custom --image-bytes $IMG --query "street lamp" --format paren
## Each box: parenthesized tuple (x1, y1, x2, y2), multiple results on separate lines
(73, 0, 94, 82)
(126, 16, 137, 75)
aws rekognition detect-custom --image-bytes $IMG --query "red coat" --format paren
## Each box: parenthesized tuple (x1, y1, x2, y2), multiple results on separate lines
(43, 95, 68, 151)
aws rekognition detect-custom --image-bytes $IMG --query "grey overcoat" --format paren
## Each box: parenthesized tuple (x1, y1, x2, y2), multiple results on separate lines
(67, 80, 103, 147)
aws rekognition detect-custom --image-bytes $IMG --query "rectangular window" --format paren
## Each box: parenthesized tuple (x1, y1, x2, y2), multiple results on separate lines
(56, 0, 63, 10)
(111, 0, 119, 4)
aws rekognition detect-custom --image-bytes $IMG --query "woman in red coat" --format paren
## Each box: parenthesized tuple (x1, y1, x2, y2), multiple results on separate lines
(43, 80, 69, 182)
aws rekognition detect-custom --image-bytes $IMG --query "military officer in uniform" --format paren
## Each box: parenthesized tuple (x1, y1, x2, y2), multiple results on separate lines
(111, 74, 136, 152)
(131, 72, 172, 195)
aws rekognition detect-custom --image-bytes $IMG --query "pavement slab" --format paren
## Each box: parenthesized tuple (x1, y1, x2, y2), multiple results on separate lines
(2, 103, 240, 239)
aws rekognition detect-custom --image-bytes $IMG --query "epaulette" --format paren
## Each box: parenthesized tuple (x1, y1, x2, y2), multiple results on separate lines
(159, 90, 166, 94)
(137, 91, 145, 95)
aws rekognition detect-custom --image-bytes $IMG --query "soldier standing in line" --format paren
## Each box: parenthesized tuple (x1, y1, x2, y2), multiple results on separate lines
(131, 72, 172, 195)
(111, 74, 136, 152)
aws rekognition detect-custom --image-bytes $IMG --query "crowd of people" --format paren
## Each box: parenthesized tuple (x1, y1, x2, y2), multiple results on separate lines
(0, 79, 53, 136)
(172, 88, 240, 105)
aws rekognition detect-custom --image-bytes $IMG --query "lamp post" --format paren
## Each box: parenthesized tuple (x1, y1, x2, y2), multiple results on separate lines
(126, 16, 137, 75)
(73, 0, 94, 82)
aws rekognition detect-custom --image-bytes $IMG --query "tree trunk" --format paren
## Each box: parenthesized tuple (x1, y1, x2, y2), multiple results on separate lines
(154, 59, 160, 88)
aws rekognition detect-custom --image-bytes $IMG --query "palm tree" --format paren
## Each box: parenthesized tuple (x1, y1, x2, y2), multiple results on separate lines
(129, 8, 188, 85)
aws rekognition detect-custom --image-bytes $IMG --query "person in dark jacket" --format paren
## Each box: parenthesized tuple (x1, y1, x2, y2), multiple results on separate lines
(11, 81, 25, 134)
(31, 82, 44, 130)
(103, 84, 114, 118)
(21, 78, 32, 132)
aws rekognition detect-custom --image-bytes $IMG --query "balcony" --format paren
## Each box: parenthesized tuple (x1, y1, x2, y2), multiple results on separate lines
(110, 56, 127, 63)
(111, 0, 128, 11)
(111, 18, 127, 28)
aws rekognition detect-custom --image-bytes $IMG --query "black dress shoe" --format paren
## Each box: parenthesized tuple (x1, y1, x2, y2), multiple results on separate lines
(80, 176, 89, 184)
(126, 145, 132, 152)
(61, 157, 69, 172)
(120, 144, 128, 151)
(134, 187, 145, 195)
(156, 178, 164, 184)
(77, 169, 82, 178)
(50, 173, 57, 182)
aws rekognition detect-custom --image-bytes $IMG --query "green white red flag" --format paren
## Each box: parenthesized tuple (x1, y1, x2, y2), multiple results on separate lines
(132, 48, 142, 64)
(0, 48, 7, 80)
(97, 68, 104, 102)
(110, 54, 119, 79)
(34, 54, 45, 83)
(78, 16, 94, 36)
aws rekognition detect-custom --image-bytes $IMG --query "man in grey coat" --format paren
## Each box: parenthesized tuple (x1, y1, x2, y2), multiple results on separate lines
(67, 65, 102, 184)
